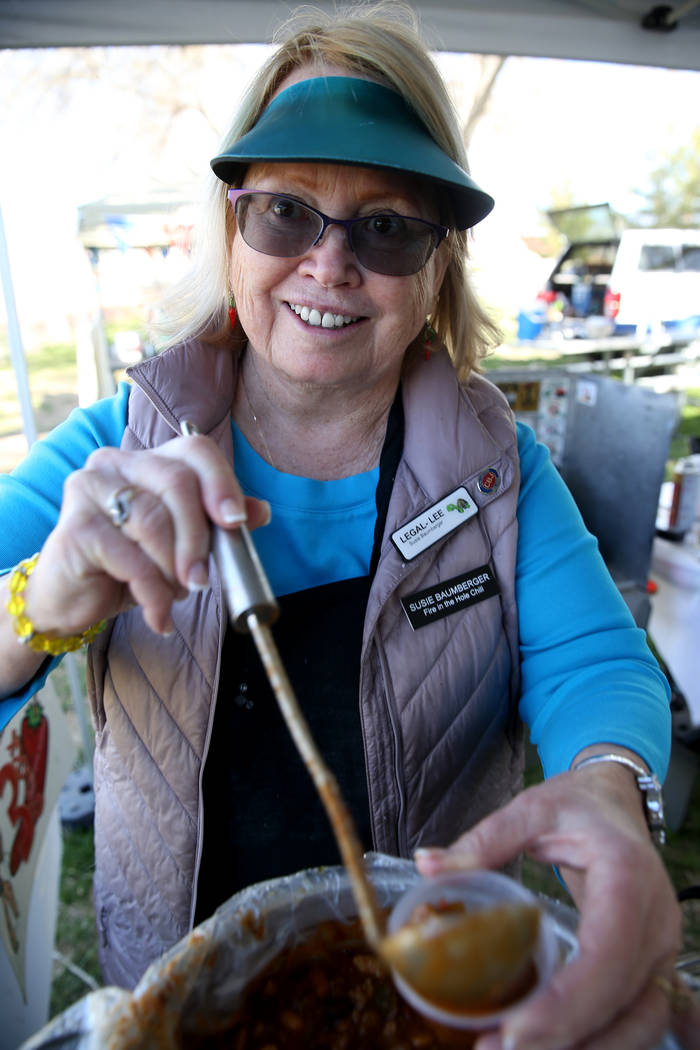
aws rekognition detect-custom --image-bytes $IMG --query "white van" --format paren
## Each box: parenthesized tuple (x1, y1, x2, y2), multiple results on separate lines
(530, 205, 700, 342)
(603, 228, 700, 337)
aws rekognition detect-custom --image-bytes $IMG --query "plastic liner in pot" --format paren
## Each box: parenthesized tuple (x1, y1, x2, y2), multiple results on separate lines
(18, 853, 680, 1050)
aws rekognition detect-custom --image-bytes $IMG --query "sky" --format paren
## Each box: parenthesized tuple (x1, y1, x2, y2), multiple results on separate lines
(1, 43, 699, 342)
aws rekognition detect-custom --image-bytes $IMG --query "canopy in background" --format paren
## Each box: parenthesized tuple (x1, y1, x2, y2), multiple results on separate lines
(77, 184, 199, 252)
(1, 0, 700, 71)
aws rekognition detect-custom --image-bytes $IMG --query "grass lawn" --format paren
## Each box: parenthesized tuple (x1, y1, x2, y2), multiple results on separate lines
(671, 390, 700, 461)
(51, 825, 100, 1015)
(0, 343, 80, 439)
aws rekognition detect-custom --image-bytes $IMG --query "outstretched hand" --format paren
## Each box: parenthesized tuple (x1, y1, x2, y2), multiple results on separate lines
(415, 764, 684, 1050)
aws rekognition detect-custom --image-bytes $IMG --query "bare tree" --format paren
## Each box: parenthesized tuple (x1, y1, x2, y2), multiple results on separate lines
(6, 45, 262, 182)
(460, 55, 507, 149)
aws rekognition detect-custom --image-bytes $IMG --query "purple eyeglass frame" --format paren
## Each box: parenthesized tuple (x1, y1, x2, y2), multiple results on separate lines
(226, 188, 449, 268)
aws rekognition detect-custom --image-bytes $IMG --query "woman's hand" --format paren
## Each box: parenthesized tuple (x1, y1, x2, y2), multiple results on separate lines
(6, 433, 269, 643)
(415, 761, 684, 1050)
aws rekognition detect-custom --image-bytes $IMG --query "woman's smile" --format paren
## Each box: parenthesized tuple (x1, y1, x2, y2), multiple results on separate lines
(286, 301, 363, 329)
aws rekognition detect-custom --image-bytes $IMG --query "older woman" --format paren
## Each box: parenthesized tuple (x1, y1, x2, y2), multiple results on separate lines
(0, 4, 687, 1048)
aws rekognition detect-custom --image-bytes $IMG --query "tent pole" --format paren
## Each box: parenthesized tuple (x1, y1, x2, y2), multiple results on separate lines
(1, 204, 92, 794)
(0, 204, 37, 448)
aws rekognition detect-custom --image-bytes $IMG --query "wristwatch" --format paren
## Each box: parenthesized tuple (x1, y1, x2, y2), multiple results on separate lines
(571, 752, 666, 846)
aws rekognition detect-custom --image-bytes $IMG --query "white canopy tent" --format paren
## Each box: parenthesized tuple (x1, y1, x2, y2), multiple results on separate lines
(77, 185, 199, 252)
(1, 0, 700, 70)
(74, 184, 200, 399)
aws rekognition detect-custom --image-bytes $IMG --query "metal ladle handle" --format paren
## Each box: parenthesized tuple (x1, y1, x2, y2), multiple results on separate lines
(180, 419, 278, 631)
(211, 522, 278, 632)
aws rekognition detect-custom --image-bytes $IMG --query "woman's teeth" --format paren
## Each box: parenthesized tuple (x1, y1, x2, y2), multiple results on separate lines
(288, 303, 359, 328)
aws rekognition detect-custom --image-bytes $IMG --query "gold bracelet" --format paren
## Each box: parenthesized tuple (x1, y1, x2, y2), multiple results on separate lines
(5, 553, 107, 655)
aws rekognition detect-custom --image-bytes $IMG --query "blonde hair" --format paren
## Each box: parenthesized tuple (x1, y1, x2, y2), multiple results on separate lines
(156, 1, 501, 380)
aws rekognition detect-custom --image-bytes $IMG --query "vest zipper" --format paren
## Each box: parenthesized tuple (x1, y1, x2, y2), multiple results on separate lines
(379, 634, 409, 857)
(188, 565, 226, 930)
(361, 632, 409, 858)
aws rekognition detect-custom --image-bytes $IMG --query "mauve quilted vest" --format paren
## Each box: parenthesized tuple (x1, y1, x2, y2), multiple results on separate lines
(86, 340, 522, 988)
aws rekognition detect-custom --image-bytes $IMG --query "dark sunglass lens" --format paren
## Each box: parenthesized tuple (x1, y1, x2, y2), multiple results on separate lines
(237, 194, 321, 257)
(354, 215, 436, 276)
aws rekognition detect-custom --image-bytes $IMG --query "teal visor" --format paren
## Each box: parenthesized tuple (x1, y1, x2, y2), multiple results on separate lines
(211, 76, 494, 230)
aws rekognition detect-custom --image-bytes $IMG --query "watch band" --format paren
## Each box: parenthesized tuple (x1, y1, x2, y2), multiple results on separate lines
(571, 752, 666, 846)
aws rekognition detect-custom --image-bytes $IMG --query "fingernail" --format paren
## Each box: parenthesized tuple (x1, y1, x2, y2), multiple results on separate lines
(160, 615, 175, 636)
(220, 498, 247, 525)
(502, 1022, 536, 1050)
(415, 845, 480, 872)
(413, 847, 449, 875)
(187, 561, 210, 592)
(259, 500, 272, 526)
(414, 847, 445, 861)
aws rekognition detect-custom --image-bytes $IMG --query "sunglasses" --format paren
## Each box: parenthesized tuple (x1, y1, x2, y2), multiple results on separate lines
(227, 189, 449, 277)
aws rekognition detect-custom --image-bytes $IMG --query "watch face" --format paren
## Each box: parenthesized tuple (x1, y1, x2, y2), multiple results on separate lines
(639, 773, 666, 846)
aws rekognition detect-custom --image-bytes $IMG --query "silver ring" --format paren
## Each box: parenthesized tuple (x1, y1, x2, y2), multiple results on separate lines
(107, 486, 136, 528)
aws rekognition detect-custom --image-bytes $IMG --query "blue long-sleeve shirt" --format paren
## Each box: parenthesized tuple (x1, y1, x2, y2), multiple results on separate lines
(0, 382, 671, 779)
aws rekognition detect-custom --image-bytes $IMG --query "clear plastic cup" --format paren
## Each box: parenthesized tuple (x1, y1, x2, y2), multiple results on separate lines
(387, 869, 560, 1030)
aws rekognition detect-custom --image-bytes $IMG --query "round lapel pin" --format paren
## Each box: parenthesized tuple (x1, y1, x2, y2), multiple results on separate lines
(478, 467, 500, 494)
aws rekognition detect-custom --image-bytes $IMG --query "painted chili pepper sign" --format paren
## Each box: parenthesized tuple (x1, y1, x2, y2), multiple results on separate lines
(0, 685, 76, 999)
(0, 700, 49, 877)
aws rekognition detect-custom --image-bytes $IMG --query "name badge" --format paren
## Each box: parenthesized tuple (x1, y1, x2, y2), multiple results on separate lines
(400, 565, 500, 630)
(391, 487, 477, 561)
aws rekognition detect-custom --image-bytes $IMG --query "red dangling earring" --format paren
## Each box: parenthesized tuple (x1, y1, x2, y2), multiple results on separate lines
(228, 293, 237, 330)
(423, 319, 438, 361)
